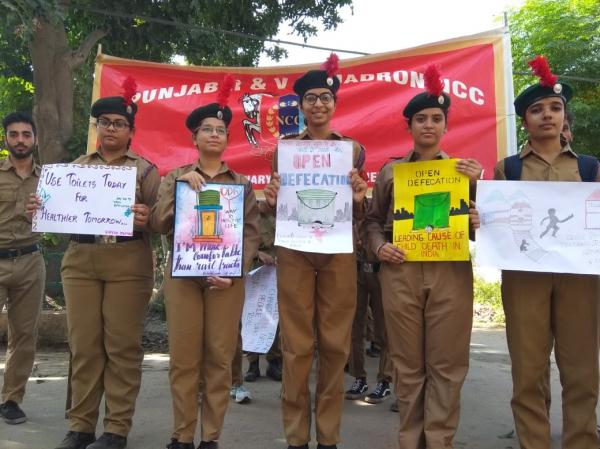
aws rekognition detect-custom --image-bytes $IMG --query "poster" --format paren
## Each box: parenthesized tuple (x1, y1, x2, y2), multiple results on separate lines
(275, 139, 354, 253)
(172, 181, 245, 277)
(476, 180, 600, 275)
(90, 28, 516, 186)
(392, 159, 470, 261)
(32, 163, 136, 236)
(241, 265, 278, 353)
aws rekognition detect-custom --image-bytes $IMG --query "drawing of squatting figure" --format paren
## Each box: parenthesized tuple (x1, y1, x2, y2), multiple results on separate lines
(539, 208, 573, 238)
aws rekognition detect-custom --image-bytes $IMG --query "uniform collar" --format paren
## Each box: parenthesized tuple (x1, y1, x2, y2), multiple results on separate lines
(519, 141, 578, 159)
(297, 129, 344, 140)
(192, 160, 233, 177)
(0, 156, 41, 176)
(89, 148, 140, 162)
(405, 149, 449, 162)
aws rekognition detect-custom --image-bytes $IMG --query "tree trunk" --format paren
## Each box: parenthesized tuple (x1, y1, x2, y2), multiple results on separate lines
(30, 18, 74, 163)
(29, 16, 105, 164)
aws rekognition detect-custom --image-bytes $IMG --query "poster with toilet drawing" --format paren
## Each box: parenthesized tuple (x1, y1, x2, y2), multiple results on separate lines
(275, 139, 353, 253)
(476, 180, 600, 275)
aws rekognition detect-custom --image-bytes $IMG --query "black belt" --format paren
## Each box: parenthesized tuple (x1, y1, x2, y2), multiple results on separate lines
(0, 243, 40, 259)
(357, 261, 380, 273)
(70, 231, 143, 244)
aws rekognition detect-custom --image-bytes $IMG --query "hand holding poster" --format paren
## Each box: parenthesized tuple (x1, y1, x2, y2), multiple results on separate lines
(392, 159, 470, 261)
(476, 180, 600, 275)
(241, 264, 278, 353)
(32, 164, 136, 236)
(172, 181, 245, 277)
(275, 139, 354, 254)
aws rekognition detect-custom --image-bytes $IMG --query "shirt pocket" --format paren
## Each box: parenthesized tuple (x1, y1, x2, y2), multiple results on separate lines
(0, 191, 17, 220)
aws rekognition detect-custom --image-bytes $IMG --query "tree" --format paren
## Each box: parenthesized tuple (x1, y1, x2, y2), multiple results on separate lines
(0, 0, 352, 163)
(509, 0, 600, 156)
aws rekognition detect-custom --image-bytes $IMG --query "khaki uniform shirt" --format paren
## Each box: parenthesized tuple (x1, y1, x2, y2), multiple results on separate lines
(0, 157, 41, 249)
(366, 150, 450, 258)
(272, 129, 366, 219)
(151, 161, 260, 274)
(494, 142, 600, 182)
(74, 149, 160, 236)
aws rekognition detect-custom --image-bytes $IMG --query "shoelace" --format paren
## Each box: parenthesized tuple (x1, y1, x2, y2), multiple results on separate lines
(351, 378, 365, 390)
(373, 382, 388, 395)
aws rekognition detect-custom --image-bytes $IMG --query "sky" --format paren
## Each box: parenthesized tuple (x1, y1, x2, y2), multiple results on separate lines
(259, 0, 524, 67)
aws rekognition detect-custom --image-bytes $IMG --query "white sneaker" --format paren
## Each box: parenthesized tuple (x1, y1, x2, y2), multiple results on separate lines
(234, 385, 252, 404)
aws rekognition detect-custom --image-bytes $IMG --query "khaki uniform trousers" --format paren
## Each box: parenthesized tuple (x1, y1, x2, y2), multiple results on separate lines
(277, 247, 356, 446)
(165, 258, 245, 443)
(61, 240, 153, 436)
(502, 270, 599, 449)
(380, 261, 473, 449)
(0, 251, 45, 403)
(349, 267, 392, 381)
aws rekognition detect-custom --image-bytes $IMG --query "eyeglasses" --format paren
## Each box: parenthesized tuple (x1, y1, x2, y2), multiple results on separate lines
(196, 126, 228, 136)
(97, 118, 130, 131)
(303, 92, 334, 105)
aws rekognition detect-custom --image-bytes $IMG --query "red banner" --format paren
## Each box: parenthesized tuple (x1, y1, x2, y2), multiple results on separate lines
(89, 29, 515, 188)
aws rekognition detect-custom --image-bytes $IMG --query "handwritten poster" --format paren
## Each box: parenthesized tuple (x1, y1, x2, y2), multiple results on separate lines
(392, 159, 470, 261)
(241, 265, 278, 353)
(172, 181, 245, 277)
(32, 164, 136, 236)
(477, 180, 600, 274)
(275, 139, 353, 253)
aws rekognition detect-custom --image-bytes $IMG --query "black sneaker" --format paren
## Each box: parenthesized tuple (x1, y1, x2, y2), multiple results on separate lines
(86, 432, 127, 449)
(317, 444, 337, 449)
(0, 400, 26, 424)
(244, 360, 260, 382)
(166, 438, 195, 449)
(287, 445, 309, 449)
(197, 441, 218, 449)
(345, 377, 368, 400)
(266, 360, 282, 381)
(364, 380, 391, 404)
(54, 431, 96, 449)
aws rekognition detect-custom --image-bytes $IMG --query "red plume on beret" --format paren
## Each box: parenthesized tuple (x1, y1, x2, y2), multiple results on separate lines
(321, 52, 340, 78)
(424, 64, 444, 98)
(528, 55, 558, 87)
(121, 76, 137, 106)
(217, 74, 236, 108)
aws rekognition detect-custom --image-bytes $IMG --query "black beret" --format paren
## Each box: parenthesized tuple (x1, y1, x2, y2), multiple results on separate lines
(185, 103, 232, 132)
(91, 96, 137, 125)
(293, 70, 340, 99)
(403, 92, 451, 118)
(514, 82, 573, 118)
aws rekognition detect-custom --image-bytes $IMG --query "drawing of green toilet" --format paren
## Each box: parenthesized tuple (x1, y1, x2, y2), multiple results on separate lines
(413, 191, 450, 231)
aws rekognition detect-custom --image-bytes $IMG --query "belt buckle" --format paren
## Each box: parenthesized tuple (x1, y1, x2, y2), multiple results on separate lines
(95, 235, 117, 244)
(362, 262, 373, 273)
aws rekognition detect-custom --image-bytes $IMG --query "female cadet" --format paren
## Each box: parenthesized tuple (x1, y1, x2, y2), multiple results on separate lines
(366, 65, 481, 449)
(263, 54, 368, 449)
(491, 56, 599, 449)
(51, 81, 160, 449)
(150, 76, 260, 449)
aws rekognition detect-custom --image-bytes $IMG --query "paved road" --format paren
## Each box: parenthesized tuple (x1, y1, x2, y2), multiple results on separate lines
(1, 328, 593, 448)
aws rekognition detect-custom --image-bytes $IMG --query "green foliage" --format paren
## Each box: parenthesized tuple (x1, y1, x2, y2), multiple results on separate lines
(40, 232, 61, 248)
(473, 275, 504, 324)
(510, 0, 600, 155)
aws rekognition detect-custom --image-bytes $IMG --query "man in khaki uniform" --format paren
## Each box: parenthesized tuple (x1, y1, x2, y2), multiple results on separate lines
(151, 97, 260, 449)
(495, 57, 599, 449)
(366, 65, 482, 449)
(49, 92, 160, 449)
(264, 55, 368, 449)
(0, 112, 45, 425)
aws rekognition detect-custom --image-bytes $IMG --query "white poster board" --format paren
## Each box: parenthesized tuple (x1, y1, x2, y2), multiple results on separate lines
(275, 139, 353, 253)
(476, 180, 600, 275)
(241, 265, 278, 353)
(32, 164, 136, 236)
